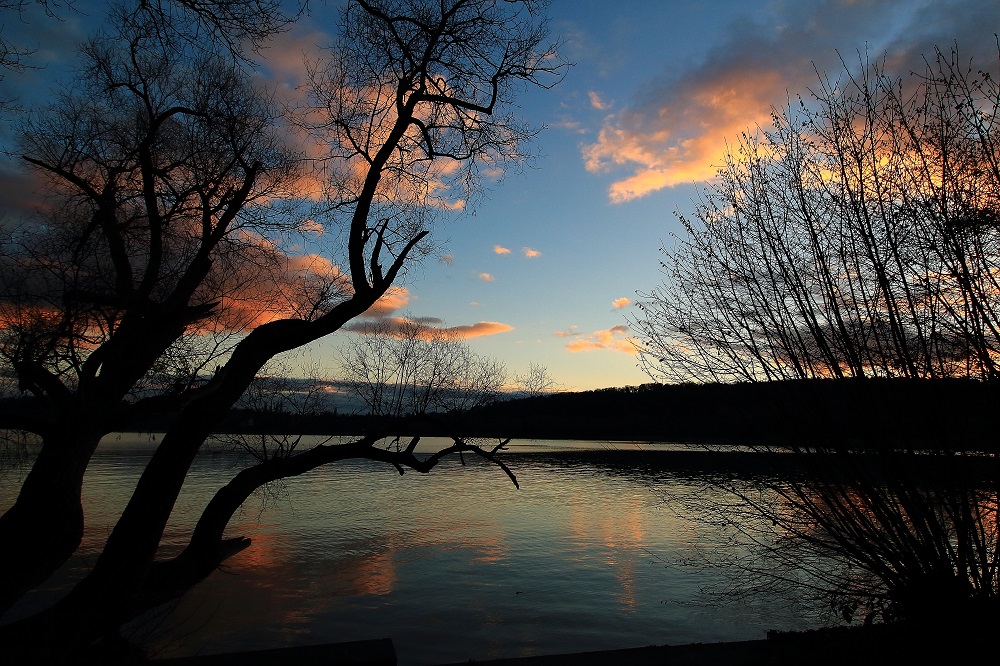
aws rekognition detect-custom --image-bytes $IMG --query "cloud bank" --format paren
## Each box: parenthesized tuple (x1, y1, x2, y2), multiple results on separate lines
(582, 0, 1000, 202)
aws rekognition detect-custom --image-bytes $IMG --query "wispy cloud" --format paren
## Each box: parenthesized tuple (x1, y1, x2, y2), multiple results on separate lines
(612, 297, 632, 309)
(299, 219, 325, 236)
(345, 316, 513, 339)
(553, 325, 581, 338)
(440, 254, 454, 265)
(564, 325, 635, 354)
(522, 247, 542, 259)
(478, 272, 495, 282)
(588, 91, 611, 110)
(581, 0, 1000, 203)
(493, 244, 511, 255)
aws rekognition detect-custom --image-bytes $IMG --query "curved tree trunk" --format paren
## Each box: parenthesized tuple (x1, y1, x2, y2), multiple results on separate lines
(17, 308, 372, 654)
(0, 429, 102, 617)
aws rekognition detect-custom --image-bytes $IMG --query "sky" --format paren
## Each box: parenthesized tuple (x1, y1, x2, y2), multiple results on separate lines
(2, 0, 999, 392)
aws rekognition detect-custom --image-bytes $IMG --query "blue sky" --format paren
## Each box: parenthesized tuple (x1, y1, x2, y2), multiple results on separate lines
(2, 0, 998, 391)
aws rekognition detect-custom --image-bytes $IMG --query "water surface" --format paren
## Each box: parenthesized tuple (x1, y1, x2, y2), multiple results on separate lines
(1, 435, 823, 664)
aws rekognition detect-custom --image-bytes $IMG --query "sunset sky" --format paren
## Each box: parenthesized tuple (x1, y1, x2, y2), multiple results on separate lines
(2, 0, 998, 391)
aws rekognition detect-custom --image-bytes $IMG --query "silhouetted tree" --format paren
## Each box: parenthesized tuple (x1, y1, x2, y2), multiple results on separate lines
(340, 317, 507, 417)
(0, 0, 562, 658)
(678, 445, 999, 626)
(636, 45, 1000, 384)
(514, 361, 556, 396)
(640, 43, 1000, 627)
(0, 1, 296, 106)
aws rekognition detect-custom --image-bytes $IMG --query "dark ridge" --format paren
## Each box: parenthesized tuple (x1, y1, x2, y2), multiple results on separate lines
(4, 377, 993, 451)
(461, 377, 1000, 450)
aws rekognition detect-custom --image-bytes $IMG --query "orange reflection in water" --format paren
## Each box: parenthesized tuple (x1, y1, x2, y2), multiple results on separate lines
(225, 524, 283, 571)
(464, 526, 507, 564)
(346, 549, 397, 597)
(567, 495, 647, 612)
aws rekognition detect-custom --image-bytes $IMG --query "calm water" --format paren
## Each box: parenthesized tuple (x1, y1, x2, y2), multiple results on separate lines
(0, 435, 823, 664)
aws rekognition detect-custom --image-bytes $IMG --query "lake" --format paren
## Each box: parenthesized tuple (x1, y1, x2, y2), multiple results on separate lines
(0, 435, 825, 664)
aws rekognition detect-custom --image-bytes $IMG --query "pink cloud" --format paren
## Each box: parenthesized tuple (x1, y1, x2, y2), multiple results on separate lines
(612, 297, 632, 309)
(493, 245, 511, 255)
(588, 91, 611, 111)
(478, 272, 494, 282)
(522, 247, 541, 258)
(565, 325, 635, 354)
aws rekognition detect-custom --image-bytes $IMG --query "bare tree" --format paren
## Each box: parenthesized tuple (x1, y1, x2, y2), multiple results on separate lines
(221, 358, 331, 463)
(635, 45, 1000, 384)
(340, 317, 507, 417)
(0, 1, 297, 109)
(639, 43, 1000, 627)
(0, 1, 71, 69)
(676, 444, 1000, 626)
(514, 361, 556, 396)
(0, 0, 563, 658)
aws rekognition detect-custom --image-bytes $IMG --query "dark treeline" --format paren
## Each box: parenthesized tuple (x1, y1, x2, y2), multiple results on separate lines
(21, 376, 986, 451)
(451, 378, 999, 450)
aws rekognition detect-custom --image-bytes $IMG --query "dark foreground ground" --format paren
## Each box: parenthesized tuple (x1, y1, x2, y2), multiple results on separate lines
(152, 621, 989, 666)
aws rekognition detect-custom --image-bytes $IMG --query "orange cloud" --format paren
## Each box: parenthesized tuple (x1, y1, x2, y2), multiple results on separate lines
(583, 69, 783, 202)
(612, 297, 632, 309)
(211, 242, 351, 331)
(579, 0, 1000, 204)
(211, 237, 419, 331)
(493, 245, 511, 255)
(446, 321, 514, 338)
(291, 51, 478, 210)
(478, 272, 494, 282)
(565, 325, 635, 354)
(522, 247, 541, 258)
(360, 286, 411, 318)
(259, 27, 329, 94)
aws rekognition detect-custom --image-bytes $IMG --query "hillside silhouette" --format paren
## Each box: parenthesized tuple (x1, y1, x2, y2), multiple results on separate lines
(5, 377, 986, 450)
(463, 378, 998, 449)
(204, 377, 999, 451)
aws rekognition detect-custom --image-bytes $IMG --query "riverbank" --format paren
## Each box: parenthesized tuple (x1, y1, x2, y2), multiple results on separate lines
(151, 621, 983, 665)
(458, 618, 992, 665)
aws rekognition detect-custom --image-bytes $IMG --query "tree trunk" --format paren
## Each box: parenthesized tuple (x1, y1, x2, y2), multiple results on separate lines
(0, 429, 102, 617)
